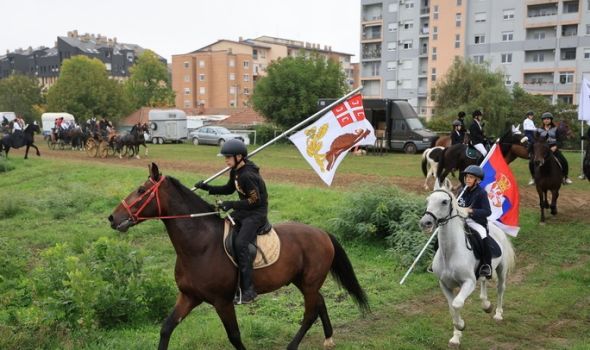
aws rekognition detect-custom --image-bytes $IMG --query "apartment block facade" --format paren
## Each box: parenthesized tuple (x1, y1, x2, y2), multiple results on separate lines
(172, 36, 355, 109)
(360, 0, 590, 117)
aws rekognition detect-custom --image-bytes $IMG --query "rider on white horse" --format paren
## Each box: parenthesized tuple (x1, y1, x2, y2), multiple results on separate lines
(458, 165, 493, 278)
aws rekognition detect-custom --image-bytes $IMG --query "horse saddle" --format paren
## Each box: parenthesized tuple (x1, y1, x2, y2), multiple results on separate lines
(465, 145, 482, 160)
(223, 219, 281, 269)
(464, 226, 502, 260)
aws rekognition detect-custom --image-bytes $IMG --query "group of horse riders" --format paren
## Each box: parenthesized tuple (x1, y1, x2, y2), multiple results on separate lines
(2, 114, 27, 147)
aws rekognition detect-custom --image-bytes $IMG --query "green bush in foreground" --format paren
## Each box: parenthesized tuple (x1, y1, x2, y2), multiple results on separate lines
(330, 185, 432, 269)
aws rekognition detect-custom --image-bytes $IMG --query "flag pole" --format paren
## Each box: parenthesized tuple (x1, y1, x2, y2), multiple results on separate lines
(400, 227, 439, 285)
(194, 86, 364, 188)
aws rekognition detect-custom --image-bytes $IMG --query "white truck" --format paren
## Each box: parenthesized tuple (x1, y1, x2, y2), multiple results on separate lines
(41, 113, 76, 137)
(148, 109, 187, 144)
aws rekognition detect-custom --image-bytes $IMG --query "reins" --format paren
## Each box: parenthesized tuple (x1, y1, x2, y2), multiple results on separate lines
(121, 175, 220, 222)
(424, 189, 463, 227)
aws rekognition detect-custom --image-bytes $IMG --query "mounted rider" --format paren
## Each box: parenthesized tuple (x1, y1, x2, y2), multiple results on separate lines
(523, 111, 537, 185)
(469, 110, 487, 157)
(458, 165, 493, 279)
(11, 114, 26, 147)
(195, 139, 268, 304)
(451, 120, 464, 145)
(536, 112, 572, 184)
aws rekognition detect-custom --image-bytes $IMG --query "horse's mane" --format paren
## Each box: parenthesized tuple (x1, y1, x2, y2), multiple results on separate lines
(166, 176, 218, 213)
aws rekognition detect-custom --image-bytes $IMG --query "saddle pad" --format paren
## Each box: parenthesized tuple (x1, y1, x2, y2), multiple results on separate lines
(466, 232, 502, 259)
(223, 220, 281, 269)
(465, 147, 480, 159)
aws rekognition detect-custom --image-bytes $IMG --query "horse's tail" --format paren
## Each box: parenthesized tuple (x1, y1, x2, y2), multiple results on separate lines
(328, 234, 370, 314)
(436, 147, 447, 185)
(430, 136, 439, 148)
(492, 228, 516, 273)
(421, 149, 429, 177)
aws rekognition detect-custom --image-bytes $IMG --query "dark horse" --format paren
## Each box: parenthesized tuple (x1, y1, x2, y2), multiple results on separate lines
(532, 134, 562, 223)
(116, 123, 149, 159)
(108, 163, 369, 350)
(0, 123, 41, 159)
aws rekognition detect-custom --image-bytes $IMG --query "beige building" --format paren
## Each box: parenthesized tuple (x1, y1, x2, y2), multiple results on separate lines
(172, 36, 355, 109)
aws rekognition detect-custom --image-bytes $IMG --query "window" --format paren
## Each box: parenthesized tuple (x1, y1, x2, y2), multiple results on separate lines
(533, 52, 545, 62)
(502, 31, 514, 41)
(457, 0, 462, 5)
(432, 26, 438, 40)
(503, 9, 515, 20)
(558, 94, 573, 104)
(561, 48, 576, 60)
(563, 1, 579, 13)
(473, 55, 484, 64)
(456, 13, 462, 27)
(199, 60, 205, 68)
(403, 40, 413, 49)
(229, 73, 235, 80)
(455, 34, 461, 48)
(230, 100, 236, 107)
(199, 87, 206, 95)
(243, 61, 249, 69)
(387, 61, 398, 70)
(431, 68, 437, 81)
(501, 53, 513, 63)
(584, 48, 590, 59)
(244, 88, 250, 95)
(586, 25, 590, 35)
(243, 74, 250, 81)
(184, 88, 190, 95)
(388, 22, 398, 32)
(475, 12, 487, 23)
(229, 86, 237, 95)
(433, 5, 439, 19)
(183, 75, 190, 82)
(403, 21, 414, 30)
(474, 35, 486, 44)
(559, 72, 574, 84)
(402, 60, 413, 69)
(229, 59, 235, 67)
(184, 100, 191, 108)
(199, 74, 205, 81)
(388, 3, 398, 12)
(183, 61, 189, 68)
(505, 75, 512, 85)
(387, 41, 397, 51)
(432, 47, 437, 60)
(534, 31, 546, 40)
(405, 0, 415, 8)
(386, 80, 397, 90)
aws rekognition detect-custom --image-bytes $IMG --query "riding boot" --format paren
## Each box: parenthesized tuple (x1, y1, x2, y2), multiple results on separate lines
(479, 237, 492, 279)
(234, 245, 257, 305)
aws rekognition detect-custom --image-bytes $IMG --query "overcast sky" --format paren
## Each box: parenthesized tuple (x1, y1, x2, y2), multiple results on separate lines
(1, 0, 361, 62)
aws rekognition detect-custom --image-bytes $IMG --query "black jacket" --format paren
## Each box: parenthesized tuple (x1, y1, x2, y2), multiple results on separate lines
(458, 184, 491, 228)
(469, 120, 485, 144)
(451, 130, 464, 145)
(207, 160, 268, 217)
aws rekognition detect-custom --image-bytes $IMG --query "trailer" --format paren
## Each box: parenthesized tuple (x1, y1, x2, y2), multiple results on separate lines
(41, 113, 75, 137)
(148, 109, 187, 144)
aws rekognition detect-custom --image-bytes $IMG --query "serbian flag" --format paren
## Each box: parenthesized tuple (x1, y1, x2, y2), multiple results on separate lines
(480, 143, 520, 236)
(289, 94, 376, 185)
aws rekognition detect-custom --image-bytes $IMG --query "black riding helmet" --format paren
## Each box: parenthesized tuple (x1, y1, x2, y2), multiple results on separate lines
(472, 110, 483, 118)
(464, 165, 484, 181)
(218, 139, 248, 169)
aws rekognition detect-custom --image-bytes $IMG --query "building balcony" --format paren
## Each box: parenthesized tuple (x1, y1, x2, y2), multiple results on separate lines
(361, 15, 383, 24)
(559, 36, 579, 48)
(523, 38, 558, 50)
(420, 7, 430, 17)
(361, 51, 382, 60)
(523, 60, 556, 69)
(522, 82, 557, 92)
(418, 86, 428, 96)
(526, 0, 557, 4)
(525, 15, 557, 28)
(560, 12, 580, 23)
(361, 33, 382, 42)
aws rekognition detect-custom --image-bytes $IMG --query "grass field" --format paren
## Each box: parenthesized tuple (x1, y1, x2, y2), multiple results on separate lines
(0, 143, 589, 350)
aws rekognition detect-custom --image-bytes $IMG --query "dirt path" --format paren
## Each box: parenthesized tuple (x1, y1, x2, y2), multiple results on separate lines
(25, 145, 590, 223)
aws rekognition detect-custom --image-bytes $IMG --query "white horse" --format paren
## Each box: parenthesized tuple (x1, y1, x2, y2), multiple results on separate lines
(421, 146, 448, 190)
(419, 184, 516, 348)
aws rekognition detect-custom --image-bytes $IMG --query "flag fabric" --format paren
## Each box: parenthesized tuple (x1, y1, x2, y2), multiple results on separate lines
(288, 94, 376, 185)
(479, 143, 520, 236)
(578, 78, 590, 122)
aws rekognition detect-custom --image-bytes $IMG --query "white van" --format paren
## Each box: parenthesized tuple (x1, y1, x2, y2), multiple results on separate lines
(41, 113, 75, 136)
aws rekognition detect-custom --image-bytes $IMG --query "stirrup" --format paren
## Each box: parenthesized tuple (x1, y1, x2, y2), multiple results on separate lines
(479, 264, 492, 279)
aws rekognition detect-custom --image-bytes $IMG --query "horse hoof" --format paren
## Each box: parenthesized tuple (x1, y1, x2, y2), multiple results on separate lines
(323, 337, 335, 349)
(493, 314, 503, 322)
(539, 221, 546, 226)
(484, 303, 494, 314)
(448, 340, 460, 348)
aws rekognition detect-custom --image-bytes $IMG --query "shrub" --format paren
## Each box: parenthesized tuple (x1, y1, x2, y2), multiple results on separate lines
(0, 159, 15, 173)
(252, 123, 288, 145)
(330, 185, 432, 269)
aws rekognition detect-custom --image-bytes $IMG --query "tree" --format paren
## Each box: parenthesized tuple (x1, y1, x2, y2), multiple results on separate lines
(124, 50, 175, 109)
(0, 74, 42, 123)
(251, 53, 348, 128)
(432, 57, 512, 136)
(46, 56, 131, 123)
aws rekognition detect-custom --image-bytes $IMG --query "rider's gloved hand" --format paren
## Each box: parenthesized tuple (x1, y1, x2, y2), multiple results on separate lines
(218, 201, 234, 212)
(194, 180, 210, 191)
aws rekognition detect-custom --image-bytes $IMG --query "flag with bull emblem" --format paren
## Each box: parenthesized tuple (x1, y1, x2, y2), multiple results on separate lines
(480, 143, 520, 236)
(288, 94, 376, 185)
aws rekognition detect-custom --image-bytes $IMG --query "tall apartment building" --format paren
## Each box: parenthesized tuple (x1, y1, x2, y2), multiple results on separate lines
(0, 30, 165, 88)
(172, 36, 355, 109)
(360, 0, 590, 117)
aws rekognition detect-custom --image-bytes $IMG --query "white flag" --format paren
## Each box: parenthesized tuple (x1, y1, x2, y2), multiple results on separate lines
(579, 78, 590, 122)
(289, 94, 376, 185)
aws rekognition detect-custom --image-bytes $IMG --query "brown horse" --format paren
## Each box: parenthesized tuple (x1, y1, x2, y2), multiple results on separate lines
(108, 163, 369, 350)
(532, 135, 562, 223)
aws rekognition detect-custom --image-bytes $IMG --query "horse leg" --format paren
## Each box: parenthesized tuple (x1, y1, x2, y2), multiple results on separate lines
(550, 189, 559, 215)
(493, 261, 507, 322)
(439, 281, 464, 347)
(135, 145, 140, 159)
(479, 279, 493, 313)
(24, 145, 30, 159)
(158, 293, 200, 350)
(537, 187, 546, 223)
(317, 293, 335, 349)
(31, 144, 40, 157)
(287, 288, 321, 350)
(213, 300, 246, 350)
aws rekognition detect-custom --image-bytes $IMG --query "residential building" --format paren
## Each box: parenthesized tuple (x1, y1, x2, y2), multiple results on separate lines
(360, 0, 590, 117)
(171, 36, 355, 109)
(0, 30, 165, 88)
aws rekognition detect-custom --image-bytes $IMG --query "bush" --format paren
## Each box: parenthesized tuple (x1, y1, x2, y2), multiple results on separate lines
(330, 185, 432, 269)
(252, 123, 288, 145)
(0, 159, 15, 173)
(29, 237, 175, 331)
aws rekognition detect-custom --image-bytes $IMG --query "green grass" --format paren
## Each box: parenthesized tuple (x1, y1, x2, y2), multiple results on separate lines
(0, 148, 589, 350)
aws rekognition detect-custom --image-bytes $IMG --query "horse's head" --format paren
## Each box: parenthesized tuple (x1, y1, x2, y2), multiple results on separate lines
(25, 122, 40, 134)
(532, 133, 550, 167)
(109, 163, 166, 232)
(419, 183, 461, 233)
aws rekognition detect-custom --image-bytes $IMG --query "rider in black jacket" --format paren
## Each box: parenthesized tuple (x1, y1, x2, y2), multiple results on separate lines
(469, 110, 487, 157)
(195, 139, 268, 304)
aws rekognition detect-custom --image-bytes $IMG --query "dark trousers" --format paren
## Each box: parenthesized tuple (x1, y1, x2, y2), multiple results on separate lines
(554, 150, 569, 177)
(233, 215, 265, 291)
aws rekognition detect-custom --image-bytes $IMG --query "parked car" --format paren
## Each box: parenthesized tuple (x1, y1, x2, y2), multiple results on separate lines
(189, 126, 249, 146)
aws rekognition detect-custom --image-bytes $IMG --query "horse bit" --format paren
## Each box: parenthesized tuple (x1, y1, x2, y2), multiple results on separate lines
(423, 189, 462, 227)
